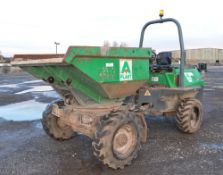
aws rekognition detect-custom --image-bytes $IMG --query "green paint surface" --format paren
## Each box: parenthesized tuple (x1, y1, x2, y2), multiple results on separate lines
(22, 46, 152, 102)
(149, 67, 204, 87)
(20, 46, 204, 103)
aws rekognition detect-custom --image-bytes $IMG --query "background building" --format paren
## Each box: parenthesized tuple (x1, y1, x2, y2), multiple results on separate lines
(0, 51, 3, 62)
(171, 48, 223, 65)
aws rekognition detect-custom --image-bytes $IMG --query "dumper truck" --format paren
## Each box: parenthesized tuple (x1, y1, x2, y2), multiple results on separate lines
(11, 12, 204, 169)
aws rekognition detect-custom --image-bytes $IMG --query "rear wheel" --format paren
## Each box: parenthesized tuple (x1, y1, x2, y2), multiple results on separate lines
(92, 111, 142, 169)
(176, 98, 203, 133)
(42, 99, 75, 140)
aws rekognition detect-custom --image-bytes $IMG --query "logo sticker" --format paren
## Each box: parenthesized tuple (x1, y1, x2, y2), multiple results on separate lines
(120, 59, 132, 81)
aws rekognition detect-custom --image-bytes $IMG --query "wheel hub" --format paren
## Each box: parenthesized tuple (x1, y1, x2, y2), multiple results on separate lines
(113, 124, 137, 159)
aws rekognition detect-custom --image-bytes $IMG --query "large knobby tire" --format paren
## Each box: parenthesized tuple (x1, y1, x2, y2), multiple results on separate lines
(92, 111, 143, 169)
(42, 99, 75, 141)
(176, 98, 203, 133)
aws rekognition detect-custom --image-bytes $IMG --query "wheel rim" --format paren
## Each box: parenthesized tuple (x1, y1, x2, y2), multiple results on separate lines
(190, 107, 199, 128)
(113, 123, 137, 159)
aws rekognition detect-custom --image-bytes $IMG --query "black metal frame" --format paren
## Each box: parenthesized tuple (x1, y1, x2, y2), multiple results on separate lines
(139, 18, 186, 87)
(136, 87, 203, 115)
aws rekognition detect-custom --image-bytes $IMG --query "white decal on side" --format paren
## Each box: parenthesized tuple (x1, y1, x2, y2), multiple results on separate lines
(106, 63, 114, 67)
(151, 77, 159, 82)
(119, 59, 132, 81)
(185, 72, 194, 82)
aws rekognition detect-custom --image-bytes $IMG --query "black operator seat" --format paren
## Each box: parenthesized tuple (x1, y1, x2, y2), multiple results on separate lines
(151, 52, 173, 72)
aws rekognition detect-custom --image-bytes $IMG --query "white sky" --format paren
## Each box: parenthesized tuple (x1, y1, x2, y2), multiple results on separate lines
(0, 0, 222, 56)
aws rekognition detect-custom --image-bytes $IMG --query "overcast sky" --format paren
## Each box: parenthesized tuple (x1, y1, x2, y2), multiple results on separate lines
(0, 0, 222, 56)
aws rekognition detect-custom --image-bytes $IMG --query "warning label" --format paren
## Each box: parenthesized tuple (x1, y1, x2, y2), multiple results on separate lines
(119, 59, 132, 81)
(144, 90, 151, 96)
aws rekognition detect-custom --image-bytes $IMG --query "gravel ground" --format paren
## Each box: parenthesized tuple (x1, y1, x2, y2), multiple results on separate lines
(0, 67, 223, 175)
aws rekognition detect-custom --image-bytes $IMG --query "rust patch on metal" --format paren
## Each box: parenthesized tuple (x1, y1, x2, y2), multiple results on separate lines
(52, 103, 122, 138)
(13, 54, 65, 61)
(101, 81, 146, 98)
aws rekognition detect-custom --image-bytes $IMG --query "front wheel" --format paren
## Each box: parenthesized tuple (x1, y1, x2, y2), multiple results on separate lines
(42, 99, 75, 141)
(176, 98, 203, 133)
(92, 111, 143, 169)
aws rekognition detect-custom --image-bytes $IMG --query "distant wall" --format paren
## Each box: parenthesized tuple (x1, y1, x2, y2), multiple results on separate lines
(171, 48, 223, 65)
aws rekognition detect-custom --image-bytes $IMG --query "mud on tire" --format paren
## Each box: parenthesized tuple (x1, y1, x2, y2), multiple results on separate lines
(92, 111, 143, 169)
(176, 98, 203, 133)
(42, 99, 75, 140)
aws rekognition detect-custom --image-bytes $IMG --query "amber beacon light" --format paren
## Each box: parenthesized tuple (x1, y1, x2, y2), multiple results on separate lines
(159, 9, 164, 18)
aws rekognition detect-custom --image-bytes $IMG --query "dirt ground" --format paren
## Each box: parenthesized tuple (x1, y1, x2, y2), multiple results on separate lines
(0, 67, 223, 175)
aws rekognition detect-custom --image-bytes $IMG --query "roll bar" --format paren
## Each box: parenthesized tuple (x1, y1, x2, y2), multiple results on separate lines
(139, 17, 186, 87)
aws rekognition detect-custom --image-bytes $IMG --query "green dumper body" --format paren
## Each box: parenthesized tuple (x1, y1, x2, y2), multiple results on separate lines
(12, 46, 204, 103)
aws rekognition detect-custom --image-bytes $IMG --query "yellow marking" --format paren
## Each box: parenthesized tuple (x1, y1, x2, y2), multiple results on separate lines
(144, 90, 151, 96)
(159, 9, 164, 17)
